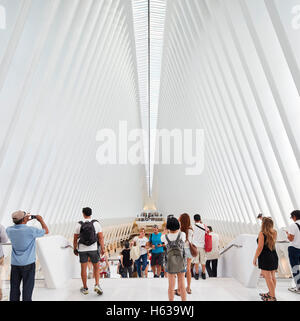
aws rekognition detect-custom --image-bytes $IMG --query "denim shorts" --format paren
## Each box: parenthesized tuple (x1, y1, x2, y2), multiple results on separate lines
(185, 247, 193, 259)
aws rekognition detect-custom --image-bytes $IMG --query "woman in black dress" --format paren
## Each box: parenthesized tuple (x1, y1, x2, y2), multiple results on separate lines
(253, 217, 278, 301)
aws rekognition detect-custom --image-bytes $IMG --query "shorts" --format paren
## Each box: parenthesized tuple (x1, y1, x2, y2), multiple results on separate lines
(151, 252, 164, 267)
(185, 247, 193, 260)
(193, 247, 207, 265)
(79, 250, 100, 264)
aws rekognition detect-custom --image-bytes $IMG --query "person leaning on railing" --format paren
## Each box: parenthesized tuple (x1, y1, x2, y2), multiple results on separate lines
(6, 211, 49, 301)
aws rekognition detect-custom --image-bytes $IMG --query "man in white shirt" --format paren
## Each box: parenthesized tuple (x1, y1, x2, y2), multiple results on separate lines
(286, 210, 300, 294)
(192, 214, 207, 280)
(73, 207, 105, 296)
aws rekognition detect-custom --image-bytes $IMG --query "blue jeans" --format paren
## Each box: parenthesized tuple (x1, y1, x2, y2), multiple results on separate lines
(135, 254, 148, 277)
(288, 246, 300, 290)
(10, 263, 36, 301)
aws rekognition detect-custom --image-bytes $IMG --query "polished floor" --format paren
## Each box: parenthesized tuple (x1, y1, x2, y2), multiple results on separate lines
(1, 277, 300, 301)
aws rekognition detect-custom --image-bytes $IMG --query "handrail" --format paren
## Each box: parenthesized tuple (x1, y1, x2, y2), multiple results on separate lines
(60, 245, 119, 262)
(219, 244, 243, 256)
(0, 243, 11, 245)
(219, 240, 289, 256)
(61, 245, 73, 249)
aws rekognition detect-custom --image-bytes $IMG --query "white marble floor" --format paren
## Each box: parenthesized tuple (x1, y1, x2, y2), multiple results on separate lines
(2, 277, 299, 301)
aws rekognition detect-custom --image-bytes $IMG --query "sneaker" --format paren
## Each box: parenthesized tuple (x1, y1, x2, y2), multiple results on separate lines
(288, 287, 300, 294)
(194, 273, 199, 280)
(201, 272, 206, 280)
(80, 287, 89, 295)
(154, 274, 159, 278)
(94, 284, 103, 295)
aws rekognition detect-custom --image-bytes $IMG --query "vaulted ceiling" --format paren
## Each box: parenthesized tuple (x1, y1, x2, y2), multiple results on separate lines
(0, 0, 299, 238)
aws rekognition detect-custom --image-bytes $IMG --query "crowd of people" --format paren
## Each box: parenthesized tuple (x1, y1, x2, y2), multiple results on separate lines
(117, 213, 221, 301)
(0, 208, 299, 302)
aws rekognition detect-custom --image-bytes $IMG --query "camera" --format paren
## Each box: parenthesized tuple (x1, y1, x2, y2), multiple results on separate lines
(30, 215, 37, 220)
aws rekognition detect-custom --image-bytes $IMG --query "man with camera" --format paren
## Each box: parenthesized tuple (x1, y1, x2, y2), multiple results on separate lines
(6, 211, 49, 301)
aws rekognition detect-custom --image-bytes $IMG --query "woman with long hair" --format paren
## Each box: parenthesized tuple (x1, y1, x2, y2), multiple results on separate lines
(253, 217, 278, 301)
(178, 213, 194, 295)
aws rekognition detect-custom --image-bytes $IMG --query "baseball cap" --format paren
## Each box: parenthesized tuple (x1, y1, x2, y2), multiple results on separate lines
(12, 211, 26, 222)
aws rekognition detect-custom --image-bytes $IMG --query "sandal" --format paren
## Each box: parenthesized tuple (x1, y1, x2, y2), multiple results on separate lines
(259, 292, 270, 299)
(174, 289, 181, 296)
(262, 296, 277, 301)
(186, 288, 192, 294)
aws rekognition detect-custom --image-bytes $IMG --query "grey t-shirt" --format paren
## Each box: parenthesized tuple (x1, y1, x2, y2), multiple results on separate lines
(0, 224, 9, 258)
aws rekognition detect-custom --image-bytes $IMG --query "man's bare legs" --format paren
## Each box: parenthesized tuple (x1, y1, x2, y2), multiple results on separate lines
(93, 262, 100, 285)
(80, 262, 88, 289)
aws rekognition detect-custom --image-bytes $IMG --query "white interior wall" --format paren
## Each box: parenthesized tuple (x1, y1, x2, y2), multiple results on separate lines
(0, 0, 147, 235)
(152, 0, 300, 241)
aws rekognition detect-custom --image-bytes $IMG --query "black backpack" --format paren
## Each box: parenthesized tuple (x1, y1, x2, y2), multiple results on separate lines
(78, 220, 98, 246)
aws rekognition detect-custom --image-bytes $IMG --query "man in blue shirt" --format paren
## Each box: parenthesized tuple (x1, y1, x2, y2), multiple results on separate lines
(148, 225, 164, 278)
(6, 211, 49, 301)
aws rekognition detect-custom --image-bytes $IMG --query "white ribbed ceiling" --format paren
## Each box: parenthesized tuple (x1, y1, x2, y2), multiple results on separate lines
(132, 0, 166, 196)
(152, 0, 300, 240)
(0, 0, 300, 242)
(0, 0, 147, 233)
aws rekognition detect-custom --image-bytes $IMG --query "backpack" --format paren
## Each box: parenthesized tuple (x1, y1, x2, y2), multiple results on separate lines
(165, 232, 185, 274)
(78, 220, 98, 246)
(195, 224, 212, 253)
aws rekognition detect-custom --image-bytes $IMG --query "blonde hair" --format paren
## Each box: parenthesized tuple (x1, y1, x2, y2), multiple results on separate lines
(261, 217, 277, 251)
